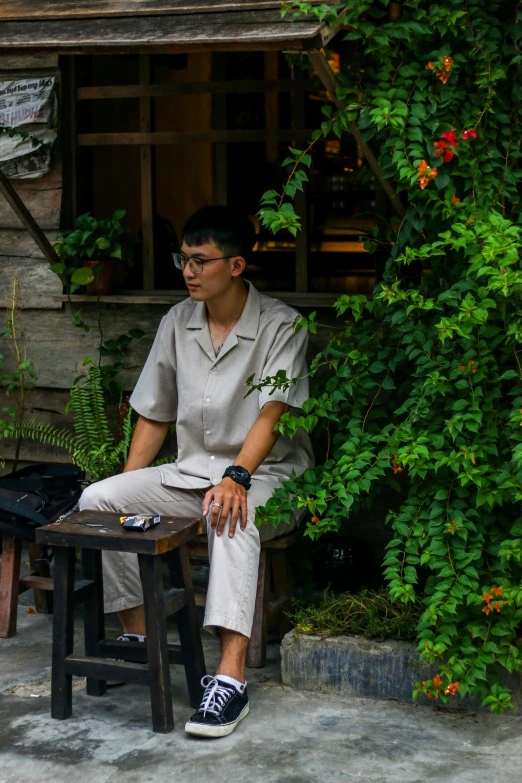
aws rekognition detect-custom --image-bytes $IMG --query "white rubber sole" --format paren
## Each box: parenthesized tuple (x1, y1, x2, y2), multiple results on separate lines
(184, 703, 250, 738)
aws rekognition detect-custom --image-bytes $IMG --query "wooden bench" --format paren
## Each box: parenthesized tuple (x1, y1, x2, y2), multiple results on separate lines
(36, 510, 206, 734)
(187, 530, 299, 668)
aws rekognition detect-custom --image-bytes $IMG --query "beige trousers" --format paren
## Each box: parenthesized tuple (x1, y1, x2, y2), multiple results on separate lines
(79, 467, 296, 638)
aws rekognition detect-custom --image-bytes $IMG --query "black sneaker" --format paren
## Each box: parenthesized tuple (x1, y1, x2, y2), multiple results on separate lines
(185, 675, 249, 738)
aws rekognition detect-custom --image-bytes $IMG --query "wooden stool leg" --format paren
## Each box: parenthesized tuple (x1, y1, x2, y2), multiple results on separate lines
(82, 548, 106, 697)
(246, 549, 270, 669)
(27, 542, 53, 615)
(0, 534, 22, 638)
(51, 546, 75, 720)
(167, 545, 206, 709)
(139, 553, 174, 734)
(272, 550, 293, 638)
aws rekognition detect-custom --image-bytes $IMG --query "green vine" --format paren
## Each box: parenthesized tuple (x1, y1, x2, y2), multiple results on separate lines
(254, 0, 522, 713)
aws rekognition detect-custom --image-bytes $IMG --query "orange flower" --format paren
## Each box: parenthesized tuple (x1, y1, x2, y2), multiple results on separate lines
(26, 607, 35, 614)
(311, 516, 320, 525)
(491, 586, 503, 597)
(494, 601, 502, 613)
(425, 62, 435, 70)
(433, 674, 442, 688)
(483, 592, 492, 603)
(443, 56, 453, 71)
(451, 196, 460, 205)
(445, 681, 459, 695)
(426, 692, 432, 698)
(438, 71, 449, 84)
(483, 604, 492, 616)
(421, 680, 426, 686)
(418, 159, 428, 174)
(429, 168, 438, 179)
(418, 176, 429, 190)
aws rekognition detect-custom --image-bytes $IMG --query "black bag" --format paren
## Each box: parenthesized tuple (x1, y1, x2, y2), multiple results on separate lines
(0, 463, 84, 542)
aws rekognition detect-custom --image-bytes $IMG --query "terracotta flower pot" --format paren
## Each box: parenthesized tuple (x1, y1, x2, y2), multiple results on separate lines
(83, 259, 118, 295)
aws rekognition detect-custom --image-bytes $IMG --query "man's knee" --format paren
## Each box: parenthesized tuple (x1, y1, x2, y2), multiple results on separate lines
(79, 476, 120, 512)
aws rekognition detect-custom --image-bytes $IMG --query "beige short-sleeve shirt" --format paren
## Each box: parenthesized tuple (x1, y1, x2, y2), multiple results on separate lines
(129, 281, 314, 489)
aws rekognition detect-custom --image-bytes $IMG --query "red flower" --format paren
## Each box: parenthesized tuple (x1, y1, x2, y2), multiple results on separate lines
(462, 129, 477, 140)
(441, 130, 458, 147)
(443, 149, 455, 163)
(451, 196, 460, 204)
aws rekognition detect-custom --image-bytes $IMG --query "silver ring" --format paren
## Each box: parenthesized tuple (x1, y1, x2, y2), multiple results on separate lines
(213, 503, 223, 508)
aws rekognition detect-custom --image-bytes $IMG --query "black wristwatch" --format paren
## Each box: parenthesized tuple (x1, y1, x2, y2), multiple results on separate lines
(223, 465, 252, 490)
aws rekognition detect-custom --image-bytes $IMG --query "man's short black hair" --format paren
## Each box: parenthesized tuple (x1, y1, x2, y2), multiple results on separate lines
(182, 205, 256, 262)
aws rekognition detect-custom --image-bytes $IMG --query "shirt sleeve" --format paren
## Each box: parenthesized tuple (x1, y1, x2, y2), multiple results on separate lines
(258, 319, 310, 412)
(129, 315, 178, 422)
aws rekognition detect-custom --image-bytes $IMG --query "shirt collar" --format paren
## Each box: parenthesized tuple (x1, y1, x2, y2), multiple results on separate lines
(186, 280, 260, 341)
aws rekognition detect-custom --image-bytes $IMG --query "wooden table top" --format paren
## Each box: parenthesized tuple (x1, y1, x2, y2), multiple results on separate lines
(36, 510, 204, 555)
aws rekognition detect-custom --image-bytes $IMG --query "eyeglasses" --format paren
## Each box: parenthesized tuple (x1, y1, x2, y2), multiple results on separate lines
(172, 252, 235, 275)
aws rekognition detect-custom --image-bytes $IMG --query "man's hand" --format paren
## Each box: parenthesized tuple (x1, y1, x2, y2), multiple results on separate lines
(203, 477, 248, 538)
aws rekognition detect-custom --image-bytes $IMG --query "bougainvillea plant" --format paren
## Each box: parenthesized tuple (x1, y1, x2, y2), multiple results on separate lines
(255, 0, 522, 712)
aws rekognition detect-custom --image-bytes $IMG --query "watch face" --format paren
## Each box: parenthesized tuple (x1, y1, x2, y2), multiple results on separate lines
(233, 467, 249, 480)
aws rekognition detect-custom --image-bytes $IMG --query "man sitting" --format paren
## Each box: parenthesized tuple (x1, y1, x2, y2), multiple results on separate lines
(79, 205, 313, 738)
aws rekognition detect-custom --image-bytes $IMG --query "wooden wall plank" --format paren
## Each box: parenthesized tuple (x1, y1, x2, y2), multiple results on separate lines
(0, 228, 58, 257)
(0, 0, 335, 22)
(0, 161, 62, 230)
(0, 257, 62, 309)
(0, 55, 58, 69)
(0, 302, 168, 389)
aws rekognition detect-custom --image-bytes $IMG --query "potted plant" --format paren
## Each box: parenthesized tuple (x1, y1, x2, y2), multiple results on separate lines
(51, 210, 139, 295)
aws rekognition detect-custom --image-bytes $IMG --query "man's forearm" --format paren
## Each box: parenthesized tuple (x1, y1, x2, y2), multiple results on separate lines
(123, 415, 170, 472)
(233, 401, 289, 475)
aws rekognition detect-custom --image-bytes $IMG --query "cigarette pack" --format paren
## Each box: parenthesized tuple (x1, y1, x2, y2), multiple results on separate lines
(120, 514, 160, 532)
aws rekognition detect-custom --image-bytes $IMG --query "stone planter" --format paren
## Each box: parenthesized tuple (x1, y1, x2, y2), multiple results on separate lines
(281, 631, 522, 711)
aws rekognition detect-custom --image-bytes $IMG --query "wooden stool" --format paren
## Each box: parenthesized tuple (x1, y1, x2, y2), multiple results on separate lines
(187, 530, 299, 668)
(0, 537, 53, 638)
(36, 510, 206, 734)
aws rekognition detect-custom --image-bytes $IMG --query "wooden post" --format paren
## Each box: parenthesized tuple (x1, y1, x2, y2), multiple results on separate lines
(212, 53, 228, 205)
(264, 52, 279, 165)
(307, 50, 405, 219)
(61, 54, 77, 228)
(292, 84, 309, 292)
(140, 54, 155, 290)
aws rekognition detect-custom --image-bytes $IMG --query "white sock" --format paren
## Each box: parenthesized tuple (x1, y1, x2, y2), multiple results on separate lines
(216, 673, 246, 694)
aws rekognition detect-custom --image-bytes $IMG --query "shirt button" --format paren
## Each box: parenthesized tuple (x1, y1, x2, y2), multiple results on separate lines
(212, 478, 219, 485)
(210, 456, 215, 460)
(206, 397, 210, 403)
(206, 430, 210, 435)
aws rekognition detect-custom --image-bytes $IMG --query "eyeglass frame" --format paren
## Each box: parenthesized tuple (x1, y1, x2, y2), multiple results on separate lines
(172, 251, 237, 275)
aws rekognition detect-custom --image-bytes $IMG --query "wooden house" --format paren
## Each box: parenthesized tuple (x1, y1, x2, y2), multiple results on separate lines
(0, 1, 402, 472)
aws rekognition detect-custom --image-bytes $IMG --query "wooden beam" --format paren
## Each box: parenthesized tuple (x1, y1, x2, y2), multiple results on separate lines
(140, 54, 154, 290)
(307, 50, 405, 219)
(0, 168, 61, 265)
(77, 79, 313, 100)
(77, 129, 315, 146)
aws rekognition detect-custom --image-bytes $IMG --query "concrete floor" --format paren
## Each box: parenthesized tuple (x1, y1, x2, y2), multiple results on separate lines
(2, 599, 522, 783)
